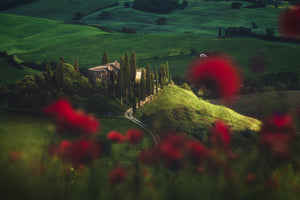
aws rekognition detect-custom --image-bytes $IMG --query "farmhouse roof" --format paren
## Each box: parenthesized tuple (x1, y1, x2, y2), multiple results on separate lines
(88, 61, 120, 72)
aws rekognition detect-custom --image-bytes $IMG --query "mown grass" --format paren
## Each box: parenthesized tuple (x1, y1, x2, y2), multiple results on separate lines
(0, 110, 150, 161)
(0, 57, 40, 84)
(0, 0, 117, 20)
(136, 85, 261, 139)
(83, 1, 286, 37)
(0, 13, 299, 84)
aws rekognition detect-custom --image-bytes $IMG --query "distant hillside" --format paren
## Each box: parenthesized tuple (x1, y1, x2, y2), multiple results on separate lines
(0, 0, 118, 20)
(136, 85, 261, 139)
(0, 14, 300, 85)
(0, 57, 40, 84)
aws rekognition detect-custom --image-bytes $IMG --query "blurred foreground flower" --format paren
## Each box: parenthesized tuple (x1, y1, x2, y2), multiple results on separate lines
(279, 5, 300, 38)
(187, 56, 242, 100)
(109, 167, 127, 186)
(48, 139, 101, 167)
(126, 129, 144, 145)
(43, 98, 99, 135)
(259, 114, 295, 158)
(107, 131, 125, 144)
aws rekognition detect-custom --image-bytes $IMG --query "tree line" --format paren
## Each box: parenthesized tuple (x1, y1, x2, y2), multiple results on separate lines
(101, 51, 170, 113)
(0, 52, 170, 114)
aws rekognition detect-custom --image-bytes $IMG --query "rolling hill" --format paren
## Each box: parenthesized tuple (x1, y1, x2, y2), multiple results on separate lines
(135, 85, 261, 139)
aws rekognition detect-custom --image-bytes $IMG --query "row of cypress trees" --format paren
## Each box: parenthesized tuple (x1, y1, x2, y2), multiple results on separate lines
(102, 51, 169, 113)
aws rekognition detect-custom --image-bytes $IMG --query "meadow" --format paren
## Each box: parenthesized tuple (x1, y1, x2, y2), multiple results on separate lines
(0, 13, 300, 84)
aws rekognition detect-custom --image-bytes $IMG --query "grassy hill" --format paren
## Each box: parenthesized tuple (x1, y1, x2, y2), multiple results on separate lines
(82, 1, 286, 37)
(0, 13, 299, 84)
(136, 85, 261, 139)
(0, 57, 40, 84)
(0, 0, 118, 20)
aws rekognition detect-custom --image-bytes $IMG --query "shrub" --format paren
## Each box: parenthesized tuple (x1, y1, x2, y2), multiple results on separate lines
(121, 26, 137, 34)
(155, 17, 168, 25)
(124, 2, 130, 8)
(72, 12, 84, 20)
(246, 1, 265, 8)
(231, 2, 242, 9)
(190, 47, 198, 55)
(98, 11, 110, 20)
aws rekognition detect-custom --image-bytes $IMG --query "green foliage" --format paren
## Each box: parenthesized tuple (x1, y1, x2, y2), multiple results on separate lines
(101, 52, 108, 65)
(180, 82, 191, 91)
(123, 53, 130, 99)
(146, 63, 151, 96)
(74, 58, 80, 77)
(154, 66, 158, 94)
(130, 51, 137, 86)
(117, 57, 125, 104)
(55, 57, 65, 90)
(140, 68, 146, 100)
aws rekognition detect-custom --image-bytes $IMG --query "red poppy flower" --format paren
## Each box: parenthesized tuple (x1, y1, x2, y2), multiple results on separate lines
(187, 56, 242, 100)
(279, 5, 300, 38)
(107, 131, 125, 143)
(139, 148, 159, 165)
(259, 114, 295, 158)
(210, 120, 231, 149)
(185, 140, 208, 164)
(9, 150, 22, 163)
(159, 134, 186, 166)
(44, 99, 99, 135)
(109, 167, 127, 186)
(48, 139, 101, 166)
(245, 173, 257, 186)
(126, 129, 144, 145)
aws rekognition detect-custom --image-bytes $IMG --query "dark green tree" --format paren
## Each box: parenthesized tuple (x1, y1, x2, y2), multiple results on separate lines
(124, 53, 130, 99)
(159, 64, 166, 89)
(130, 51, 137, 86)
(146, 63, 151, 95)
(102, 51, 109, 65)
(150, 71, 154, 95)
(137, 82, 141, 107)
(55, 56, 65, 90)
(44, 60, 53, 81)
(154, 66, 158, 94)
(140, 68, 146, 100)
(74, 58, 80, 77)
(117, 57, 125, 105)
(166, 61, 169, 84)
(132, 87, 137, 114)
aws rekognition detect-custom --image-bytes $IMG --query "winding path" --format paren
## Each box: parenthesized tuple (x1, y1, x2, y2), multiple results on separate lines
(124, 97, 159, 145)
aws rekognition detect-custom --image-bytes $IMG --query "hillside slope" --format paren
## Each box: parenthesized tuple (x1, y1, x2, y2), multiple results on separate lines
(136, 85, 261, 138)
(0, 0, 117, 20)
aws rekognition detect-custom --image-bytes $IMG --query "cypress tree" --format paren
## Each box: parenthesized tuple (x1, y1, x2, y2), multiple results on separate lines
(146, 63, 151, 95)
(55, 56, 65, 90)
(45, 60, 53, 80)
(137, 82, 141, 107)
(166, 61, 169, 84)
(150, 71, 154, 95)
(130, 51, 137, 86)
(74, 58, 80, 77)
(140, 68, 146, 101)
(102, 51, 109, 65)
(124, 53, 130, 99)
(132, 87, 136, 114)
(159, 64, 166, 90)
(117, 57, 125, 105)
(154, 66, 158, 94)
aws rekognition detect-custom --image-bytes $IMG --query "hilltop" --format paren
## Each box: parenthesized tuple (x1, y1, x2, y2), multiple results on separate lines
(136, 85, 261, 139)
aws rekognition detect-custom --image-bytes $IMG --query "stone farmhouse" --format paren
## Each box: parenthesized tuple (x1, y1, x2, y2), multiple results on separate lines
(88, 61, 142, 84)
(88, 61, 120, 84)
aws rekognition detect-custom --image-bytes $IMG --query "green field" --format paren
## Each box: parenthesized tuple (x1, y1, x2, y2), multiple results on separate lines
(0, 13, 299, 85)
(136, 85, 261, 139)
(0, 0, 117, 20)
(82, 1, 286, 37)
(0, 57, 40, 84)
